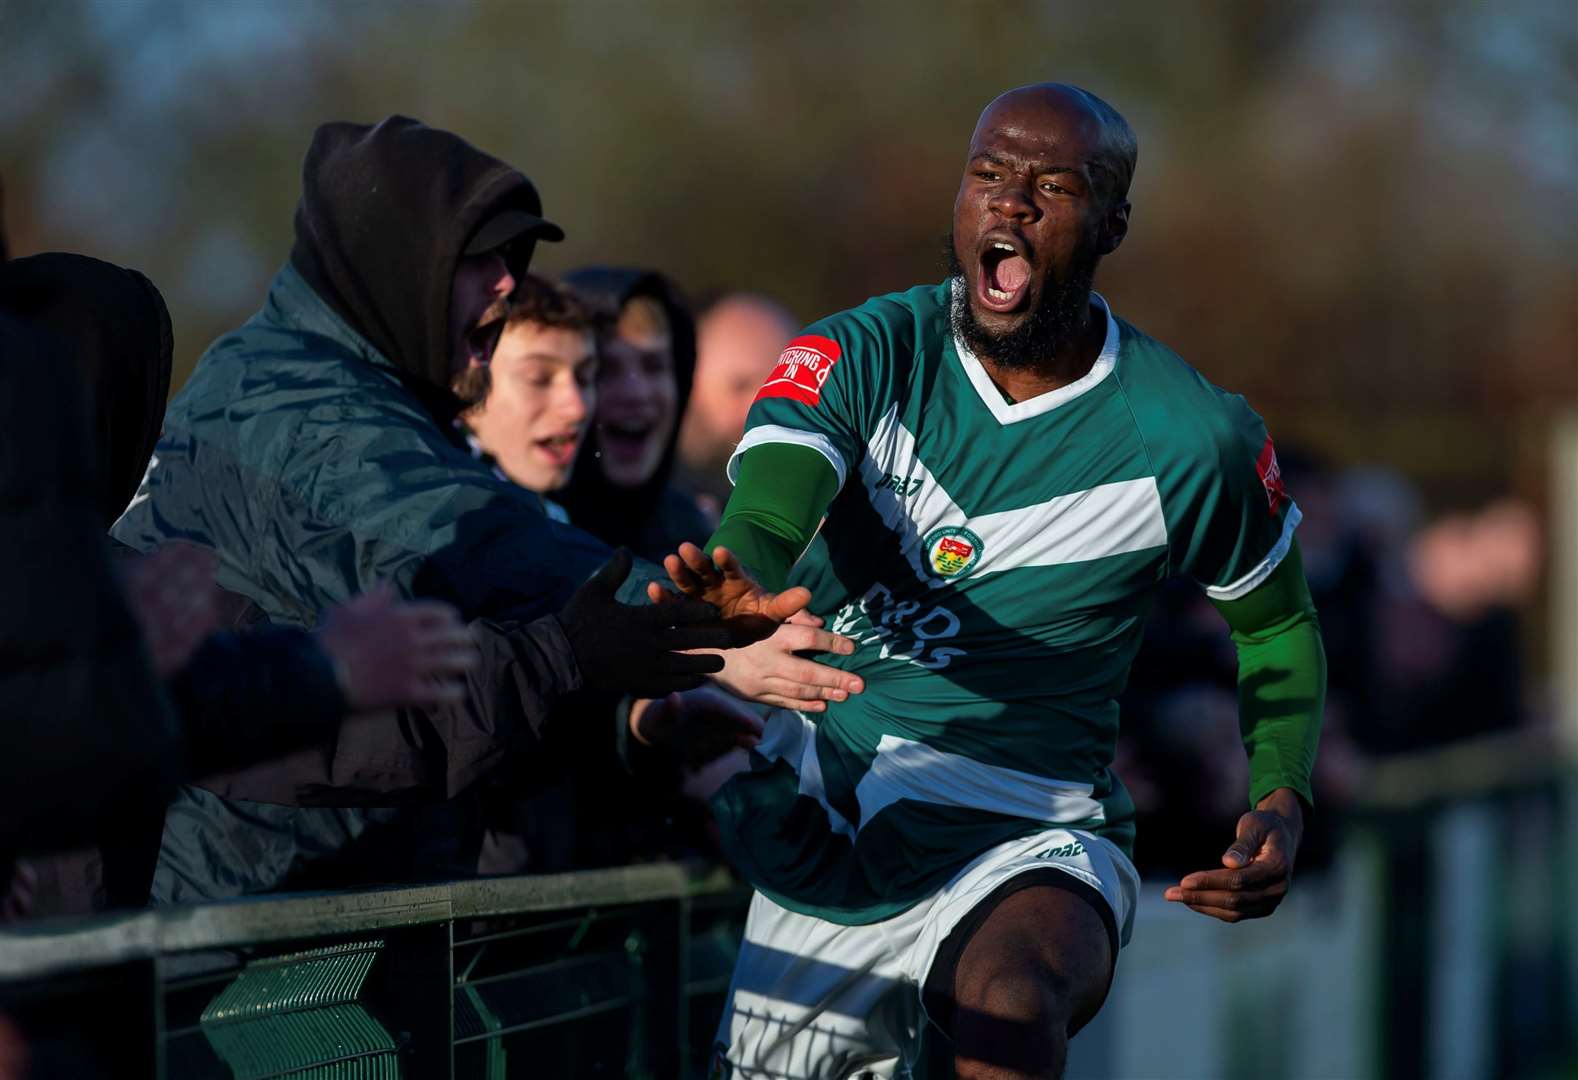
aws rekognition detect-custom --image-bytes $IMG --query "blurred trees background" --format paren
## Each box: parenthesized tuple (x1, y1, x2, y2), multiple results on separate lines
(3, 0, 1574, 508)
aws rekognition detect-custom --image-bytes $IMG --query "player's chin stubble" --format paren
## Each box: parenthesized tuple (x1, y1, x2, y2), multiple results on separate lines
(943, 233, 1097, 373)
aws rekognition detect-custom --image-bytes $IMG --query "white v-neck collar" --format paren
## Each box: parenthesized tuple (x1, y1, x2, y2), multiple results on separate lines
(950, 284, 1120, 425)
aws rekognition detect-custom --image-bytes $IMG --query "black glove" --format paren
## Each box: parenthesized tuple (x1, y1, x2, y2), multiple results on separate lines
(555, 549, 732, 697)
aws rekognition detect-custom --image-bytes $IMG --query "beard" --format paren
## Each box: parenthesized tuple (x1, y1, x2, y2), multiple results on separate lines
(944, 232, 1098, 373)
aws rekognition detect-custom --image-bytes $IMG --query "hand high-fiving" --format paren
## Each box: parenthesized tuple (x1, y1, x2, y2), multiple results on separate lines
(558, 548, 735, 698)
(315, 584, 479, 711)
(707, 610, 864, 712)
(121, 541, 221, 677)
(650, 543, 811, 648)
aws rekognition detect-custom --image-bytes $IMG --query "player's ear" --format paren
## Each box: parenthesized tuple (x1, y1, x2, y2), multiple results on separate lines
(1098, 200, 1130, 256)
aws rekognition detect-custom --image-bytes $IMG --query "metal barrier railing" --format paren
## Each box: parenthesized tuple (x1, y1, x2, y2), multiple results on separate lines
(0, 862, 750, 1079)
(4, 732, 1574, 1079)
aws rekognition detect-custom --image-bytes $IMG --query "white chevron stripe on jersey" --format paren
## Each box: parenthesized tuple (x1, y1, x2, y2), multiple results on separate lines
(859, 404, 1169, 585)
(853, 734, 1105, 830)
(967, 476, 1168, 577)
(756, 713, 1104, 837)
(859, 404, 959, 587)
(756, 710, 858, 841)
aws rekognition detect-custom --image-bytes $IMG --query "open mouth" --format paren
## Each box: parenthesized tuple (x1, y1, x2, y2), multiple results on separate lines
(600, 420, 655, 463)
(534, 432, 581, 468)
(977, 238, 1031, 313)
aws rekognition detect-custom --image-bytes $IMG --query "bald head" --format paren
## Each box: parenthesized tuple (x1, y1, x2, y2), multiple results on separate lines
(950, 83, 1136, 373)
(682, 292, 800, 464)
(972, 83, 1137, 209)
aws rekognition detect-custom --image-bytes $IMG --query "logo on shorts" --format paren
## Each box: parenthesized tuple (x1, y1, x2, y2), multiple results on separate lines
(1036, 840, 1085, 859)
(924, 525, 983, 579)
(1255, 435, 1286, 517)
(754, 335, 841, 407)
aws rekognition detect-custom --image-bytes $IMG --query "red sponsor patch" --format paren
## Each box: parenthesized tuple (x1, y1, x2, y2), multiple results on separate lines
(1255, 435, 1286, 516)
(754, 335, 842, 407)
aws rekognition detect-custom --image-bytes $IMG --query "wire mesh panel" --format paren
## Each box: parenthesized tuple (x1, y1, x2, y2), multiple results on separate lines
(0, 863, 746, 1080)
(450, 899, 685, 1079)
(198, 940, 398, 1080)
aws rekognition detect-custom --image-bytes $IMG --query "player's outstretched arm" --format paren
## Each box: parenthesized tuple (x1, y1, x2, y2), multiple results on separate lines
(1167, 537, 1325, 923)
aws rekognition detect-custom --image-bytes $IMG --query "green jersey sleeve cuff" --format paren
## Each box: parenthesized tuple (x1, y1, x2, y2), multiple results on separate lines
(727, 425, 849, 493)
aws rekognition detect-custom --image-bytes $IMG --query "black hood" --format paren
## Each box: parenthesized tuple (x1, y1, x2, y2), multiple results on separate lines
(0, 252, 172, 529)
(289, 115, 562, 408)
(556, 268, 697, 550)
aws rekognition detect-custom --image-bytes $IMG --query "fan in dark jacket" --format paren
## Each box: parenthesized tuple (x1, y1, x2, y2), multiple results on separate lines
(0, 252, 486, 910)
(107, 119, 755, 902)
(0, 312, 179, 863)
(2, 255, 339, 764)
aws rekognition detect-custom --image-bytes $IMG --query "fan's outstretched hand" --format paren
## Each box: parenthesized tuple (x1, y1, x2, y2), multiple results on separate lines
(648, 543, 810, 647)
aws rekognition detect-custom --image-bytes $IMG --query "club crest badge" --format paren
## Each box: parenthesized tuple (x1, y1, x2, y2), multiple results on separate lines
(924, 525, 983, 579)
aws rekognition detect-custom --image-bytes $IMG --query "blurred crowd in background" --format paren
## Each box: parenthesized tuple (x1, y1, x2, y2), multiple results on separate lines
(0, 0, 1570, 914)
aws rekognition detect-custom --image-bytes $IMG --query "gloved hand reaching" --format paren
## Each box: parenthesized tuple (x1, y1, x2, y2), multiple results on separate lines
(557, 549, 733, 698)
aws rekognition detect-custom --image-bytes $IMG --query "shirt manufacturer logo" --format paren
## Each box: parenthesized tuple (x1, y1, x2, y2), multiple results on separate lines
(1255, 435, 1286, 517)
(924, 525, 983, 579)
(754, 334, 841, 407)
(878, 472, 922, 496)
(1035, 840, 1086, 860)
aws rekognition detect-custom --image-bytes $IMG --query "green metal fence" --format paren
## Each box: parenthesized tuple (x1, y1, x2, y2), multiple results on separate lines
(0, 862, 749, 1079)
(4, 735, 1574, 1079)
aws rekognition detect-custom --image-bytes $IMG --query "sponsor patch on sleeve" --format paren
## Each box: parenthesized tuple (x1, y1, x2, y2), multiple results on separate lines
(1255, 435, 1286, 516)
(754, 335, 842, 408)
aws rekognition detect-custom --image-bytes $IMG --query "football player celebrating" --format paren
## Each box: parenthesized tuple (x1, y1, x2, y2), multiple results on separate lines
(659, 84, 1324, 1080)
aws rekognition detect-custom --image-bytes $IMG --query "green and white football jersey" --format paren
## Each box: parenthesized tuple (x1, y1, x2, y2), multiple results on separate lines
(713, 279, 1299, 924)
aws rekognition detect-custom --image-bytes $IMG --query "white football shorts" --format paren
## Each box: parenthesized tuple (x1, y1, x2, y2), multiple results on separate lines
(709, 824, 1140, 1080)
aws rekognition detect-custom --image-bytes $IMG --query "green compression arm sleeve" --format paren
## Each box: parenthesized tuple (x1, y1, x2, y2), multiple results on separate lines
(1209, 537, 1327, 809)
(707, 443, 841, 591)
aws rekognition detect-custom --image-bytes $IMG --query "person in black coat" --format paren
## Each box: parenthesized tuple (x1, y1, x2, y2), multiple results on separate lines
(0, 310, 180, 863)
(0, 253, 480, 909)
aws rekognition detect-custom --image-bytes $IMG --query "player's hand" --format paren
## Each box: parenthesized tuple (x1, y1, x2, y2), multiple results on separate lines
(1163, 787, 1304, 922)
(704, 610, 864, 712)
(630, 687, 764, 769)
(559, 549, 733, 697)
(121, 541, 222, 677)
(648, 543, 811, 647)
(315, 584, 480, 711)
